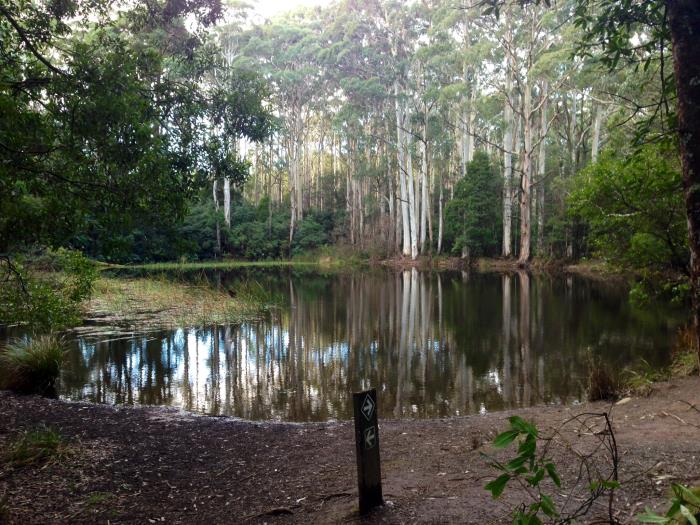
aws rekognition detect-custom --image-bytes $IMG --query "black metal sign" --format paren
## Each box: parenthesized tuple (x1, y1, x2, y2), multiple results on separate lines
(353, 388, 383, 514)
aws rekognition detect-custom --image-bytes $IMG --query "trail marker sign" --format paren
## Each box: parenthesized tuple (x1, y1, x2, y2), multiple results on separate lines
(353, 388, 383, 514)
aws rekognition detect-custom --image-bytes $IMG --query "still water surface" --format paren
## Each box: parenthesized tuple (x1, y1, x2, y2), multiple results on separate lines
(60, 269, 687, 422)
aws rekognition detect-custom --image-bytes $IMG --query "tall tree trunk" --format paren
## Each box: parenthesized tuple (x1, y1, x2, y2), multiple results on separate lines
(518, 79, 533, 266)
(420, 116, 429, 254)
(536, 81, 548, 256)
(667, 0, 700, 364)
(223, 177, 231, 228)
(395, 93, 412, 258)
(212, 180, 221, 255)
(502, 7, 515, 258)
(289, 134, 297, 245)
(438, 182, 444, 255)
(406, 129, 419, 259)
(591, 103, 603, 163)
(468, 87, 476, 163)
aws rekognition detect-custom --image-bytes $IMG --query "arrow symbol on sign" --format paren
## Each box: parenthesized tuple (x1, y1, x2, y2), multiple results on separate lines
(364, 426, 376, 449)
(361, 394, 375, 421)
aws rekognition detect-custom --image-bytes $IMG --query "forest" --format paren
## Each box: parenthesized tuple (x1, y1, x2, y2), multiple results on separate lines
(2, 0, 700, 523)
(0, 0, 692, 272)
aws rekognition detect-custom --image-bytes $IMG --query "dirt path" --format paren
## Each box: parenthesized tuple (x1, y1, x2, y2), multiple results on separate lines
(1, 377, 699, 524)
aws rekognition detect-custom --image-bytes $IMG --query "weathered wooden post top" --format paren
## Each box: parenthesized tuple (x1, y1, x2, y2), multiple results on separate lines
(352, 388, 383, 514)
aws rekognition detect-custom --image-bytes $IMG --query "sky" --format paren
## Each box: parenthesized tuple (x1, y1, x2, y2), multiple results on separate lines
(252, 0, 333, 19)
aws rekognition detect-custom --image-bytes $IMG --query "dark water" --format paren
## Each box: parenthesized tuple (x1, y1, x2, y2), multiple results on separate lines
(58, 269, 687, 422)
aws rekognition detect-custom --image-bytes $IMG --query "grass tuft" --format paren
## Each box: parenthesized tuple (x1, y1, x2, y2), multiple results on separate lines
(0, 334, 66, 395)
(6, 426, 68, 467)
(587, 355, 620, 402)
(621, 359, 668, 397)
(670, 325, 700, 377)
(670, 350, 699, 377)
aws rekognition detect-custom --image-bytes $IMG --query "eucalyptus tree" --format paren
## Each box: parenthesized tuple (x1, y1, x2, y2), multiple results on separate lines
(231, 9, 325, 244)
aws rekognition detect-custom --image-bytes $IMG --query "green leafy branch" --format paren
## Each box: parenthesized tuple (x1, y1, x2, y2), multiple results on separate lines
(484, 413, 621, 524)
(637, 484, 700, 525)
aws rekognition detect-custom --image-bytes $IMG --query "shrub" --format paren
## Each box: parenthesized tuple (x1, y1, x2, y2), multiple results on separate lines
(485, 414, 620, 524)
(0, 250, 97, 331)
(0, 334, 66, 395)
(621, 359, 668, 397)
(293, 218, 329, 255)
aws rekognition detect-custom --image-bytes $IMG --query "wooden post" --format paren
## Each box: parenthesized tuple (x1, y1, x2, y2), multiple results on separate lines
(353, 388, 383, 514)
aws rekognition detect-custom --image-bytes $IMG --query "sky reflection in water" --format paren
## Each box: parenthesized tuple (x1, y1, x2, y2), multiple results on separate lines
(60, 269, 687, 422)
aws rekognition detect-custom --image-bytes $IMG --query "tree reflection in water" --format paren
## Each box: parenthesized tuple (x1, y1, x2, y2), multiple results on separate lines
(60, 270, 686, 422)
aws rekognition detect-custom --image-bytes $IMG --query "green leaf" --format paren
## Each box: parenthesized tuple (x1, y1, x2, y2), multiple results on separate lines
(540, 494, 558, 518)
(636, 510, 670, 523)
(526, 468, 545, 487)
(493, 430, 519, 449)
(680, 505, 698, 525)
(674, 484, 700, 508)
(545, 463, 561, 487)
(506, 455, 529, 470)
(518, 436, 537, 457)
(591, 479, 620, 491)
(667, 500, 681, 517)
(485, 474, 510, 499)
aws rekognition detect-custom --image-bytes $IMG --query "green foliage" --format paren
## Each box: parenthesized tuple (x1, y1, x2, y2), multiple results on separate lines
(56, 248, 99, 302)
(485, 416, 561, 524)
(573, 0, 673, 144)
(444, 152, 502, 257)
(0, 0, 271, 258)
(622, 359, 668, 397)
(0, 334, 66, 395)
(293, 218, 329, 255)
(0, 250, 97, 330)
(637, 484, 700, 524)
(5, 425, 67, 467)
(486, 416, 622, 524)
(570, 143, 688, 299)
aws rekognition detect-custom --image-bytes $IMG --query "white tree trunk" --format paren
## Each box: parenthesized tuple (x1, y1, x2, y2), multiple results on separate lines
(438, 182, 444, 255)
(420, 118, 429, 254)
(395, 84, 412, 257)
(591, 103, 603, 163)
(467, 87, 476, 163)
(517, 80, 533, 265)
(406, 129, 419, 259)
(224, 177, 231, 228)
(536, 82, 548, 256)
(502, 10, 515, 258)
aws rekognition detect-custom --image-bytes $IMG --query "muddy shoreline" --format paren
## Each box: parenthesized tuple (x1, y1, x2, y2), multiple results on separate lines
(1, 377, 699, 524)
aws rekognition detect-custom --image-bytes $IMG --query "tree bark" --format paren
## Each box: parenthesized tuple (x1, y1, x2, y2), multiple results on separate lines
(395, 85, 412, 258)
(223, 177, 231, 228)
(502, 7, 515, 258)
(518, 78, 533, 266)
(591, 103, 603, 163)
(536, 82, 548, 256)
(667, 0, 700, 363)
(406, 129, 419, 259)
(420, 115, 429, 254)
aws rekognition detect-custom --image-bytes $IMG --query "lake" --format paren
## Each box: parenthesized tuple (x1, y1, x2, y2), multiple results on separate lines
(58, 268, 686, 422)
